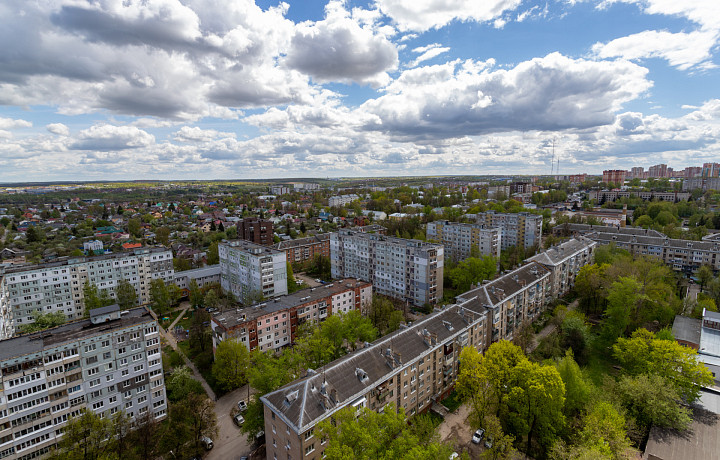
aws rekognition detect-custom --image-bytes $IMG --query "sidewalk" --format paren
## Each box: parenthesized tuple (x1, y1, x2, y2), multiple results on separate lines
(148, 306, 217, 401)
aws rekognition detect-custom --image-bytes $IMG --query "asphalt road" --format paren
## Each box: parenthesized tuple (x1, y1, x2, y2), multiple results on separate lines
(206, 385, 256, 460)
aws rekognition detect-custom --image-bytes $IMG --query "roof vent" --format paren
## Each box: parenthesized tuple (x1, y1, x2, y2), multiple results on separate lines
(356, 368, 369, 384)
(284, 390, 299, 405)
(442, 320, 454, 331)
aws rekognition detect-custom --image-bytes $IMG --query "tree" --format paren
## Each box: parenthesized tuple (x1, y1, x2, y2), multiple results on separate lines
(108, 411, 134, 460)
(26, 225, 42, 243)
(698, 264, 714, 291)
(207, 241, 219, 265)
(204, 288, 219, 310)
(128, 218, 142, 238)
(368, 295, 404, 335)
(481, 414, 516, 460)
(512, 319, 535, 355)
(576, 401, 637, 460)
(603, 277, 645, 341)
(166, 366, 205, 402)
(317, 404, 454, 460)
(613, 328, 713, 403)
(212, 339, 251, 391)
(339, 310, 377, 350)
(115, 278, 137, 309)
(173, 393, 218, 455)
(83, 280, 103, 311)
(189, 279, 204, 308)
(149, 278, 172, 315)
(50, 408, 112, 460)
(131, 410, 163, 460)
(19, 311, 66, 333)
(156, 227, 170, 246)
(295, 326, 336, 369)
(189, 308, 212, 353)
(555, 350, 590, 418)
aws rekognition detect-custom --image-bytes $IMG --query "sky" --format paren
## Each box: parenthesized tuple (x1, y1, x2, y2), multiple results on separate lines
(0, 0, 719, 182)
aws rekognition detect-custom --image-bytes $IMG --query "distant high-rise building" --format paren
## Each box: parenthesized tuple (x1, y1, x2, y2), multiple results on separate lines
(628, 167, 645, 179)
(426, 221, 501, 261)
(703, 163, 720, 178)
(330, 230, 443, 306)
(219, 240, 288, 304)
(648, 164, 669, 178)
(685, 166, 702, 178)
(602, 170, 626, 184)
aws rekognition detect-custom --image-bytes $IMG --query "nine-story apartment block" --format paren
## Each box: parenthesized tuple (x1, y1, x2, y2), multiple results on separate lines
(219, 240, 288, 305)
(426, 221, 501, 261)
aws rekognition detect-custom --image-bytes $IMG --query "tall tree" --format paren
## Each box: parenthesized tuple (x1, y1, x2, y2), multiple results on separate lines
(115, 278, 137, 309)
(149, 278, 172, 315)
(49, 408, 112, 460)
(156, 227, 171, 246)
(128, 218, 141, 238)
(189, 279, 204, 308)
(212, 338, 250, 391)
(19, 311, 66, 333)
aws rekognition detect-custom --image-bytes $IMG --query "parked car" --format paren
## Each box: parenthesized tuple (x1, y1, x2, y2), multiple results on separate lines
(200, 436, 214, 450)
(471, 428, 485, 444)
(237, 400, 247, 412)
(485, 436, 494, 449)
(315, 279, 322, 283)
(234, 414, 245, 426)
(254, 430, 265, 446)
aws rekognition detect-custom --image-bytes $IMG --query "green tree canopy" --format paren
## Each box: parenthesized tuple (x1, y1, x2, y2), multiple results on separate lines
(212, 338, 250, 391)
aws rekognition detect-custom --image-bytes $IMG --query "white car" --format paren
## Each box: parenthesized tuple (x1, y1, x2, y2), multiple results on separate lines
(237, 400, 247, 412)
(471, 428, 485, 444)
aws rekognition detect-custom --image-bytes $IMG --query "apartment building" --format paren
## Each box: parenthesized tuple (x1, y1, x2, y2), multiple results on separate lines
(274, 234, 331, 265)
(328, 195, 360, 208)
(683, 177, 720, 192)
(0, 248, 174, 339)
(261, 303, 489, 460)
(589, 190, 690, 202)
(583, 231, 720, 273)
(219, 240, 288, 305)
(260, 237, 595, 460)
(526, 237, 596, 301)
(173, 265, 221, 294)
(0, 306, 166, 460)
(426, 221, 501, 261)
(330, 230, 443, 306)
(236, 218, 274, 246)
(210, 279, 372, 353)
(475, 211, 542, 250)
(602, 170, 626, 184)
(552, 223, 666, 238)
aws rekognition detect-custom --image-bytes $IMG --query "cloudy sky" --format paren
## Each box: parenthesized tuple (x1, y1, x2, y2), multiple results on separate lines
(0, 0, 719, 182)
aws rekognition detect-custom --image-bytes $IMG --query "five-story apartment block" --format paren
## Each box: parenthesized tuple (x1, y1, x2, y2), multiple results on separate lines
(0, 248, 173, 339)
(211, 279, 372, 353)
(426, 221, 501, 261)
(330, 230, 443, 307)
(219, 240, 288, 305)
(0, 306, 166, 460)
(475, 212, 542, 250)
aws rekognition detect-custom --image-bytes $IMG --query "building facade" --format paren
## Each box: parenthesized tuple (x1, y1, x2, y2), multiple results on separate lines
(328, 195, 360, 207)
(330, 230, 443, 306)
(426, 221, 501, 261)
(602, 170, 627, 184)
(589, 190, 690, 202)
(173, 265, 221, 295)
(236, 218, 274, 246)
(274, 234, 331, 266)
(0, 307, 166, 460)
(219, 240, 288, 305)
(210, 279, 372, 353)
(475, 211, 542, 250)
(0, 248, 173, 339)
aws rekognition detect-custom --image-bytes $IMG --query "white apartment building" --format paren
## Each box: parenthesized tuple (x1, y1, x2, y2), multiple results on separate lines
(328, 194, 360, 207)
(219, 240, 288, 305)
(426, 221, 501, 261)
(0, 306, 166, 460)
(475, 211, 543, 250)
(0, 248, 174, 339)
(330, 229, 443, 306)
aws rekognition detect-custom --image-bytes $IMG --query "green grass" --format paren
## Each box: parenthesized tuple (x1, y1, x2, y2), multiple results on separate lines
(426, 411, 444, 428)
(584, 339, 619, 387)
(442, 390, 464, 412)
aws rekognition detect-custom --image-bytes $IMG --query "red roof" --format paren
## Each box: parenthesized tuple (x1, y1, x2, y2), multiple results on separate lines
(122, 242, 142, 250)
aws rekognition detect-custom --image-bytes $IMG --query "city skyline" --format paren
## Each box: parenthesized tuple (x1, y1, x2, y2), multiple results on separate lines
(1, 0, 719, 182)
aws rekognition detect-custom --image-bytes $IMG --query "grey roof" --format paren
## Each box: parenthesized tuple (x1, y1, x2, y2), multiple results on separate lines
(221, 239, 283, 255)
(672, 315, 701, 346)
(0, 307, 153, 362)
(213, 279, 370, 330)
(260, 304, 483, 434)
(90, 304, 121, 317)
(644, 389, 720, 460)
(335, 229, 443, 249)
(456, 261, 551, 311)
(526, 236, 595, 266)
(552, 223, 665, 237)
(585, 231, 720, 253)
(275, 233, 331, 250)
(174, 264, 221, 279)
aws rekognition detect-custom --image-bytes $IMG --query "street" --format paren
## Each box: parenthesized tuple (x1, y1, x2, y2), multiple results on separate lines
(206, 385, 257, 460)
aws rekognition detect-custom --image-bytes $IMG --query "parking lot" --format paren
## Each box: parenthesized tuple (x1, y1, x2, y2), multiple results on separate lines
(206, 385, 257, 460)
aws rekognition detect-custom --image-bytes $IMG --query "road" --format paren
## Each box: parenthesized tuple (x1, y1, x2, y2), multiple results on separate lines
(206, 385, 257, 460)
(294, 273, 323, 288)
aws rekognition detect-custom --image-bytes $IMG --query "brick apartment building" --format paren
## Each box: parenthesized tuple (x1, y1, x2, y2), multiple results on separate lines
(236, 218, 274, 246)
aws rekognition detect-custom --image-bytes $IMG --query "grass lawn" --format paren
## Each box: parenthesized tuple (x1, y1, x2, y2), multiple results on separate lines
(442, 390, 464, 412)
(159, 309, 183, 329)
(583, 338, 619, 386)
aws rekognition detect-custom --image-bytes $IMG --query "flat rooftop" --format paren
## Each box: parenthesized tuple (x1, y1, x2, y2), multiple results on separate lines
(220, 239, 283, 255)
(0, 307, 154, 362)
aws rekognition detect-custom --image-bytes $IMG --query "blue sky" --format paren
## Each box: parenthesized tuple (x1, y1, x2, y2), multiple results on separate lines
(0, 0, 719, 182)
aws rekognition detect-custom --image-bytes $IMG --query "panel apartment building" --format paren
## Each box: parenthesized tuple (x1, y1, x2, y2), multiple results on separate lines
(0, 306, 166, 460)
(210, 279, 372, 353)
(0, 248, 174, 339)
(426, 221, 501, 261)
(330, 230, 443, 307)
(475, 212, 543, 250)
(219, 240, 288, 305)
(260, 237, 595, 460)
(274, 234, 331, 266)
